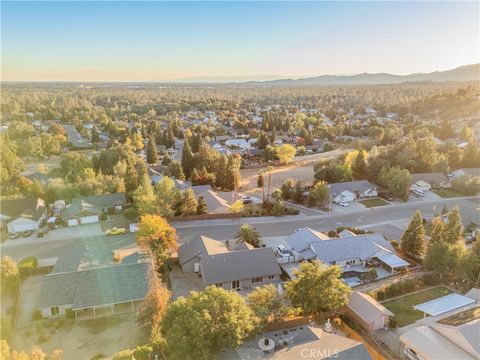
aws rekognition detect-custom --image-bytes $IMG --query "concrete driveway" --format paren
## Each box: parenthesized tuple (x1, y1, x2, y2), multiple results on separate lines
(331, 201, 365, 213)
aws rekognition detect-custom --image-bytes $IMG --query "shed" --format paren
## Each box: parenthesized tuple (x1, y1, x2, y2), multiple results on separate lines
(347, 291, 394, 332)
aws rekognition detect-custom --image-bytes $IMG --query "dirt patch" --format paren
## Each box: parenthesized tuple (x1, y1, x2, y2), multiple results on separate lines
(12, 313, 147, 359)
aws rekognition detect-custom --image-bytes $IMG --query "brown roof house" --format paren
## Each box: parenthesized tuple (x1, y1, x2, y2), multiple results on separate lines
(347, 291, 394, 332)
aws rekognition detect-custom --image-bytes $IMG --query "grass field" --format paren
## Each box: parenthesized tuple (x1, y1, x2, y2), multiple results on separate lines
(358, 198, 390, 208)
(432, 189, 465, 198)
(382, 286, 451, 327)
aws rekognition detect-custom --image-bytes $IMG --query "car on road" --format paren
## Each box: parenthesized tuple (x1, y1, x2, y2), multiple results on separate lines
(241, 195, 253, 204)
(21, 230, 34, 237)
(335, 200, 349, 207)
(412, 188, 425, 197)
(378, 192, 394, 201)
(9, 232, 20, 239)
(105, 227, 126, 236)
(37, 229, 49, 238)
(276, 245, 290, 257)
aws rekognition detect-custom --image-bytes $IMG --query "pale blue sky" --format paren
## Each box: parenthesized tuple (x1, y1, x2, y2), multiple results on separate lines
(1, 1, 479, 81)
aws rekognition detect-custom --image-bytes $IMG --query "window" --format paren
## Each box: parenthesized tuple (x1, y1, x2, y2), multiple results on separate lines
(215, 283, 222, 288)
(50, 306, 60, 316)
(252, 277, 263, 283)
(268, 275, 275, 280)
(232, 280, 240, 289)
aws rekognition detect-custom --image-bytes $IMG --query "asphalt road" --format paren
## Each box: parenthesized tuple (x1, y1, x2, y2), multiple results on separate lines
(2, 196, 478, 262)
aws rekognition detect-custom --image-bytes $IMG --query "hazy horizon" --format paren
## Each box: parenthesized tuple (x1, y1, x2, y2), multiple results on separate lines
(2, 1, 479, 82)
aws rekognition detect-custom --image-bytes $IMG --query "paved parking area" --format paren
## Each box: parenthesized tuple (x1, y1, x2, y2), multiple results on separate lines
(331, 201, 366, 213)
(407, 191, 442, 203)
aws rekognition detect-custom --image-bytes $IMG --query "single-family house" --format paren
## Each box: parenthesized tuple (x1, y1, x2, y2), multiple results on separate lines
(36, 261, 150, 319)
(410, 173, 447, 191)
(449, 168, 480, 181)
(0, 198, 47, 233)
(225, 138, 251, 150)
(63, 193, 126, 226)
(285, 227, 409, 273)
(347, 291, 394, 332)
(400, 290, 480, 360)
(329, 181, 378, 203)
(191, 185, 239, 214)
(177, 235, 282, 291)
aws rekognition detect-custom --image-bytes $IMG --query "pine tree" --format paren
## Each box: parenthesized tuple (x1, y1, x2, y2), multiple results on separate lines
(256, 131, 269, 150)
(172, 192, 184, 216)
(257, 174, 264, 188)
(162, 152, 172, 166)
(444, 207, 463, 244)
(191, 168, 200, 184)
(196, 196, 207, 215)
(401, 210, 426, 258)
(430, 217, 446, 244)
(91, 126, 100, 144)
(181, 139, 194, 179)
(125, 161, 140, 196)
(225, 155, 240, 191)
(441, 203, 448, 215)
(166, 161, 185, 181)
(352, 150, 367, 180)
(146, 136, 158, 164)
(182, 188, 198, 216)
(166, 124, 175, 149)
(215, 155, 228, 190)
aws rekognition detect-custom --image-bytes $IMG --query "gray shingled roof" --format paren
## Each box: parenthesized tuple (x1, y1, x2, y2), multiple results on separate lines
(285, 228, 330, 253)
(329, 180, 377, 196)
(0, 198, 45, 221)
(411, 172, 447, 185)
(201, 247, 282, 285)
(36, 262, 149, 310)
(64, 193, 126, 218)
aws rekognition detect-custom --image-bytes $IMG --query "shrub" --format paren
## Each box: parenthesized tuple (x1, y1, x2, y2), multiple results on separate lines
(420, 273, 442, 286)
(272, 200, 285, 217)
(65, 308, 75, 319)
(123, 207, 138, 221)
(32, 310, 43, 321)
(133, 345, 153, 360)
(90, 353, 106, 360)
(328, 230, 337, 238)
(18, 256, 38, 270)
(323, 143, 335, 152)
(390, 240, 399, 249)
(388, 318, 398, 328)
(385, 283, 400, 298)
(376, 290, 385, 301)
(38, 334, 51, 343)
(99, 213, 108, 221)
(112, 349, 134, 360)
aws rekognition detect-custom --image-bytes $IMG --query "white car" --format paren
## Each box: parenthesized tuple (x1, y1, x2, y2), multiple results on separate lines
(336, 200, 349, 207)
(412, 188, 425, 197)
(276, 245, 290, 257)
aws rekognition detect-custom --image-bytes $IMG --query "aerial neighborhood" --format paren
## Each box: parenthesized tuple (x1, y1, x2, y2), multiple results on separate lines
(1, 2, 480, 358)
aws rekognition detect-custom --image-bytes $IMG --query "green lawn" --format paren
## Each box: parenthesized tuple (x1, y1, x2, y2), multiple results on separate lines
(358, 198, 390, 208)
(382, 287, 451, 327)
(432, 189, 465, 198)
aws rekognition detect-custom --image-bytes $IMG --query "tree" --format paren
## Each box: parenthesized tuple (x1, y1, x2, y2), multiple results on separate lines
(430, 217, 446, 244)
(257, 174, 264, 188)
(166, 161, 185, 181)
(286, 261, 351, 315)
(225, 155, 241, 191)
(272, 199, 285, 216)
(146, 136, 158, 165)
(281, 178, 295, 200)
(247, 284, 287, 329)
(229, 200, 244, 214)
(161, 152, 172, 166)
(182, 188, 198, 216)
(161, 286, 256, 360)
(235, 224, 262, 247)
(215, 155, 228, 190)
(196, 196, 207, 215)
(460, 125, 474, 143)
(125, 161, 140, 196)
(444, 207, 463, 244)
(314, 161, 352, 183)
(400, 210, 425, 258)
(91, 126, 100, 144)
(361, 268, 378, 284)
(181, 139, 194, 179)
(458, 241, 480, 286)
(155, 176, 178, 217)
(307, 181, 330, 208)
(352, 149, 367, 180)
(378, 166, 411, 200)
(424, 241, 465, 278)
(133, 177, 158, 216)
(136, 215, 177, 262)
(256, 131, 269, 150)
(277, 144, 296, 165)
(137, 265, 170, 333)
(0, 257, 19, 294)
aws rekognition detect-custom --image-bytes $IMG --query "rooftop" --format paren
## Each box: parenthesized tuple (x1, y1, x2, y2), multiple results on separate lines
(414, 293, 476, 317)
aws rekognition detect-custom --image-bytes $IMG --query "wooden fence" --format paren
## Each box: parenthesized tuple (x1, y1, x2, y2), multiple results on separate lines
(167, 212, 241, 222)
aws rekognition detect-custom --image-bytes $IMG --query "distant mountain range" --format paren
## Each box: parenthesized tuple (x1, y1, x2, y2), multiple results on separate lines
(169, 64, 479, 85)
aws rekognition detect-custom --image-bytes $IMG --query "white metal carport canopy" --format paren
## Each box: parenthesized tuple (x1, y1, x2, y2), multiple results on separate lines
(414, 293, 476, 317)
(375, 252, 409, 269)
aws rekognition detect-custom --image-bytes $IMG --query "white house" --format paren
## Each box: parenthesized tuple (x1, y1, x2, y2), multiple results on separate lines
(0, 198, 47, 233)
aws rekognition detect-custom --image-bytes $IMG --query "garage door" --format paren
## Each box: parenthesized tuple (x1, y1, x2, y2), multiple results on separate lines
(80, 215, 99, 224)
(9, 222, 36, 233)
(67, 218, 79, 226)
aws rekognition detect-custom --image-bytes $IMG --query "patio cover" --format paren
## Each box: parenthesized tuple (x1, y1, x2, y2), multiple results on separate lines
(375, 252, 409, 269)
(414, 293, 476, 316)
